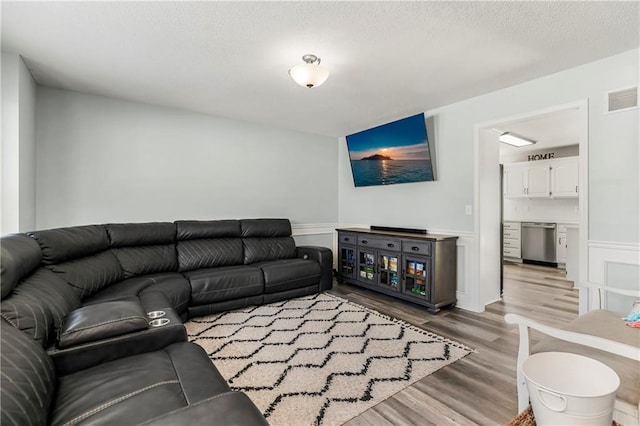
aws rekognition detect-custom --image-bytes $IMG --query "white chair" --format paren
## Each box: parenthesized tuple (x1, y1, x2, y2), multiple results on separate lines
(505, 283, 640, 425)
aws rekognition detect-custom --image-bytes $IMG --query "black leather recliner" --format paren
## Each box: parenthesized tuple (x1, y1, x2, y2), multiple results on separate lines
(1, 218, 332, 425)
(1, 318, 267, 425)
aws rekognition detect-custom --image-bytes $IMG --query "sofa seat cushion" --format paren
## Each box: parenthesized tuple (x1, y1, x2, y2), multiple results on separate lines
(532, 309, 640, 407)
(254, 259, 321, 294)
(82, 273, 191, 315)
(184, 266, 264, 305)
(51, 342, 230, 425)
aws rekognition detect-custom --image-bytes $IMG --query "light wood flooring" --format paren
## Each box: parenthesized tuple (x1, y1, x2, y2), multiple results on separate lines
(328, 262, 578, 426)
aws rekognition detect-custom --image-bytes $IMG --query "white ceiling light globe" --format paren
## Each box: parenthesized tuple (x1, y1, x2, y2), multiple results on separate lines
(289, 54, 330, 88)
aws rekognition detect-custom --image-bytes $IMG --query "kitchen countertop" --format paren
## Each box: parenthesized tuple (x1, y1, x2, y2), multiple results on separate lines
(504, 220, 579, 226)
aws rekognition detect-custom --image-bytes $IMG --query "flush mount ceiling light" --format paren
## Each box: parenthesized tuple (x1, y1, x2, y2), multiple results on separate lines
(499, 132, 536, 147)
(288, 54, 330, 88)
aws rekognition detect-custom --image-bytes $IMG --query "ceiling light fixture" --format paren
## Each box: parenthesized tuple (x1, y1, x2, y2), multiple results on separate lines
(288, 54, 330, 88)
(499, 132, 536, 147)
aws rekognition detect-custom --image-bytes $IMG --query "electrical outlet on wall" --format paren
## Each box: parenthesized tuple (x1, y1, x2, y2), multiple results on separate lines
(465, 205, 472, 215)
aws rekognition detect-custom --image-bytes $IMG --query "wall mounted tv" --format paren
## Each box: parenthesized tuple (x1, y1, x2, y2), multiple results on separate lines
(346, 113, 436, 187)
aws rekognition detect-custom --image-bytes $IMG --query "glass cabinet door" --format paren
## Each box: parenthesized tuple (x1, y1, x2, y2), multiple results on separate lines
(357, 249, 377, 285)
(378, 252, 399, 291)
(339, 245, 356, 279)
(402, 256, 430, 298)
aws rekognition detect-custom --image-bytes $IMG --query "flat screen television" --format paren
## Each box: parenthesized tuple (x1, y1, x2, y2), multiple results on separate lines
(346, 113, 435, 187)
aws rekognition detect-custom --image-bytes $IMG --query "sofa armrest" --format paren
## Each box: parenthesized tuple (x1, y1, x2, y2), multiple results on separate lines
(297, 245, 333, 291)
(57, 300, 149, 349)
(49, 307, 186, 375)
(139, 391, 268, 426)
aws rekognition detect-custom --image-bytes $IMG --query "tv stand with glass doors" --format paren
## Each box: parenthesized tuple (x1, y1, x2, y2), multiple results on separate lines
(336, 228, 458, 313)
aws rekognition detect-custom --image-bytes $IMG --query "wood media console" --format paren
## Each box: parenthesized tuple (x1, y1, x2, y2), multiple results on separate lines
(335, 228, 458, 313)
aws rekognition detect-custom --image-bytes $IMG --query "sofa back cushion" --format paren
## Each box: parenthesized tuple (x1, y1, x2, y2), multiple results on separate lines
(45, 252, 124, 300)
(240, 219, 296, 264)
(0, 234, 42, 300)
(29, 225, 109, 264)
(243, 238, 297, 264)
(29, 225, 125, 300)
(1, 267, 81, 348)
(1, 318, 56, 426)
(240, 219, 292, 238)
(1, 293, 53, 347)
(176, 220, 243, 272)
(176, 220, 241, 240)
(106, 223, 178, 278)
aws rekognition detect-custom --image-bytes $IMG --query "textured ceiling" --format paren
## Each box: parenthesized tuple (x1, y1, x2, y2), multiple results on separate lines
(2, 1, 638, 137)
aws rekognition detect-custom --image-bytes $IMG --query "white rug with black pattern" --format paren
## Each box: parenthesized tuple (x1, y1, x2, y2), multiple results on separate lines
(186, 293, 472, 426)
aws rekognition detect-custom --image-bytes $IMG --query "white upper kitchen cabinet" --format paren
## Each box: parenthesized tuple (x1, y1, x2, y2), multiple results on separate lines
(503, 164, 526, 198)
(503, 156, 579, 199)
(551, 157, 579, 198)
(503, 162, 550, 198)
(526, 163, 551, 197)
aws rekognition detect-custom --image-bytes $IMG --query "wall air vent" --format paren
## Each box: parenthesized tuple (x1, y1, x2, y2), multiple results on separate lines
(607, 87, 638, 113)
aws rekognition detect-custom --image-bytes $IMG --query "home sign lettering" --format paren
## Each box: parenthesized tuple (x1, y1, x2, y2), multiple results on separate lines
(528, 152, 555, 161)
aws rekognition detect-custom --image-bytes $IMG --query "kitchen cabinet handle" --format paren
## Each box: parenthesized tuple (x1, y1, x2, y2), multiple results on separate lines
(412, 246, 420, 251)
(361, 240, 368, 244)
(387, 243, 395, 248)
(575, 185, 578, 193)
(344, 237, 350, 242)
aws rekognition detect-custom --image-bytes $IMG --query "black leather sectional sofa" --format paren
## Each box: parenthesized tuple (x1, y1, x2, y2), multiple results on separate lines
(0, 218, 332, 425)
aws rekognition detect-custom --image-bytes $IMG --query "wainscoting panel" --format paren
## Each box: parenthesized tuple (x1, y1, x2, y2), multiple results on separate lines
(586, 240, 640, 313)
(291, 223, 338, 265)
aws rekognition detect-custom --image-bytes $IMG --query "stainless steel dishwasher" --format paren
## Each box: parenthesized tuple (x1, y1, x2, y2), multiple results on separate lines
(521, 222, 557, 263)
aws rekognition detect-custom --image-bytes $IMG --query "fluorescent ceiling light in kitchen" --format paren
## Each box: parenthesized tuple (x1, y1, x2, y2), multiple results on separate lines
(499, 132, 536, 147)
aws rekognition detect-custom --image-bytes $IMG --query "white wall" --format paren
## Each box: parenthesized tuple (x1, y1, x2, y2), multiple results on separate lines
(1, 52, 37, 234)
(478, 129, 501, 305)
(338, 111, 474, 232)
(341, 49, 638, 240)
(339, 49, 639, 311)
(36, 88, 338, 237)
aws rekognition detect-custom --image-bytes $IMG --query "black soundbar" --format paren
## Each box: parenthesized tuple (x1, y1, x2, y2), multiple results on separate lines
(370, 225, 427, 235)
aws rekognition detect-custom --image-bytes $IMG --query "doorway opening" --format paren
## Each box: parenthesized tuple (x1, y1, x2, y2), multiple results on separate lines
(474, 100, 588, 311)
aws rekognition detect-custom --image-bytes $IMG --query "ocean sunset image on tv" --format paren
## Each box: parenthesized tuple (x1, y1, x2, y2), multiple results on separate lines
(346, 113, 435, 187)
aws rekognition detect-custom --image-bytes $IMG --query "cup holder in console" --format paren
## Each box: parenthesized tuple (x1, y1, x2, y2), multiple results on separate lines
(149, 318, 170, 327)
(147, 310, 166, 319)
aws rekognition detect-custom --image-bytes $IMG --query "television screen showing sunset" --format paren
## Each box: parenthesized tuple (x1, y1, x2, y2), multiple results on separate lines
(346, 113, 435, 187)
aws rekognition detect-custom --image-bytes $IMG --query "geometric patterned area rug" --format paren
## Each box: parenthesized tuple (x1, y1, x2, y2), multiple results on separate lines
(186, 293, 473, 426)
